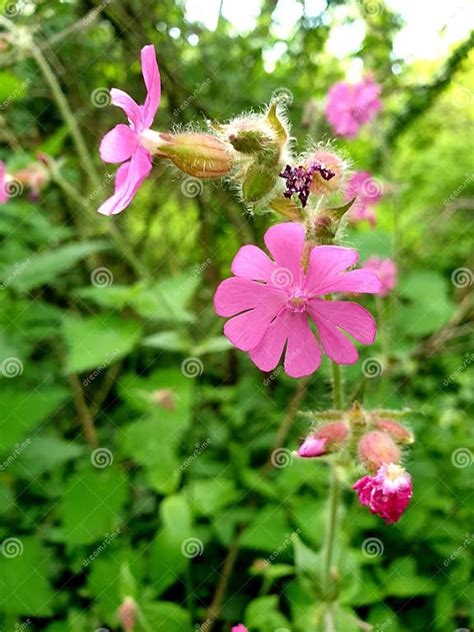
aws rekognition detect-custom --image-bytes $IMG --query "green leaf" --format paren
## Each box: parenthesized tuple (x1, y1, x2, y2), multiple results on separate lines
(0, 72, 28, 103)
(142, 330, 190, 352)
(62, 314, 142, 373)
(60, 467, 128, 546)
(12, 435, 84, 478)
(2, 241, 109, 292)
(142, 602, 191, 631)
(0, 537, 54, 616)
(186, 478, 239, 517)
(240, 506, 291, 554)
(245, 595, 290, 630)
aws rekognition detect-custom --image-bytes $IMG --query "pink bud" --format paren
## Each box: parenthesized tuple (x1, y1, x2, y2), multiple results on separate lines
(358, 430, 400, 472)
(118, 597, 137, 632)
(375, 419, 414, 444)
(232, 626, 248, 632)
(353, 463, 412, 524)
(297, 422, 349, 458)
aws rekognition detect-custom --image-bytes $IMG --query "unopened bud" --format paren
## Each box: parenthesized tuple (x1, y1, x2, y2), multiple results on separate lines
(347, 401, 367, 429)
(297, 421, 349, 458)
(375, 419, 414, 445)
(118, 596, 137, 632)
(242, 164, 278, 203)
(140, 130, 233, 178)
(358, 431, 400, 473)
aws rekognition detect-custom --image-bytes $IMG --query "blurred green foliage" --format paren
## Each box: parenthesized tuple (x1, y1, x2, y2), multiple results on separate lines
(0, 1, 473, 631)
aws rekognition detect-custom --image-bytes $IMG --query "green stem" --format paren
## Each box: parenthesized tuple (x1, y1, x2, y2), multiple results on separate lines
(331, 361, 343, 410)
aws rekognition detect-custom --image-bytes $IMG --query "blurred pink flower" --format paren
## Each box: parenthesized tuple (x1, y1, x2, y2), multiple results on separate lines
(214, 222, 382, 378)
(298, 421, 349, 458)
(345, 170, 382, 226)
(232, 626, 248, 632)
(353, 463, 412, 524)
(325, 76, 382, 139)
(98, 44, 161, 215)
(362, 257, 397, 296)
(0, 161, 9, 203)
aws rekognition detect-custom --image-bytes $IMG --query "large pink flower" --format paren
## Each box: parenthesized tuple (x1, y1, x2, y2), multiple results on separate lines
(345, 171, 382, 226)
(325, 76, 382, 139)
(362, 257, 397, 296)
(214, 223, 382, 378)
(0, 161, 9, 204)
(353, 463, 413, 524)
(98, 44, 161, 216)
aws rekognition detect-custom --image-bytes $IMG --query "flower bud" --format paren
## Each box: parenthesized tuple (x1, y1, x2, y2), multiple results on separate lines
(297, 421, 349, 458)
(140, 130, 233, 178)
(152, 388, 175, 411)
(347, 401, 367, 429)
(307, 149, 346, 194)
(375, 419, 414, 445)
(358, 430, 400, 472)
(118, 596, 137, 632)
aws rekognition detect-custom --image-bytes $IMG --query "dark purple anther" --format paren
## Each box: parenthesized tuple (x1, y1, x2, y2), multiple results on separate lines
(279, 162, 336, 207)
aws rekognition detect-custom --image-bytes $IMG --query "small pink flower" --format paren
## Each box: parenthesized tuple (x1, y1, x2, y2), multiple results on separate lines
(345, 171, 382, 226)
(298, 421, 349, 458)
(362, 257, 397, 296)
(0, 161, 9, 204)
(214, 222, 382, 378)
(118, 596, 137, 631)
(232, 626, 248, 632)
(98, 44, 161, 215)
(325, 75, 382, 139)
(353, 463, 412, 524)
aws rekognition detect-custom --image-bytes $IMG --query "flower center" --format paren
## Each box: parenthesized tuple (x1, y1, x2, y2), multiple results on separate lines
(286, 291, 308, 313)
(385, 463, 404, 481)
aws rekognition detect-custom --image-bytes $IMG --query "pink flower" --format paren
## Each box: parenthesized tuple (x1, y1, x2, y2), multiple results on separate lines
(325, 76, 382, 139)
(232, 626, 248, 632)
(345, 171, 382, 226)
(98, 45, 161, 216)
(353, 463, 412, 524)
(0, 161, 9, 204)
(362, 257, 397, 296)
(298, 421, 349, 458)
(214, 222, 382, 378)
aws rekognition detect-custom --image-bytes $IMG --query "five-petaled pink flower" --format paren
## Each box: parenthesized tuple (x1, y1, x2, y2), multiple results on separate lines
(98, 44, 161, 215)
(325, 75, 382, 139)
(362, 257, 397, 297)
(214, 222, 382, 378)
(353, 463, 412, 524)
(345, 171, 382, 226)
(0, 161, 9, 204)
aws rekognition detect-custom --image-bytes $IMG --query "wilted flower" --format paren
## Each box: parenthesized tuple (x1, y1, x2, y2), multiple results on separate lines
(98, 44, 161, 215)
(362, 257, 397, 296)
(345, 170, 382, 226)
(280, 162, 335, 208)
(214, 222, 382, 378)
(325, 75, 382, 139)
(353, 463, 413, 524)
(297, 421, 349, 458)
(0, 161, 8, 204)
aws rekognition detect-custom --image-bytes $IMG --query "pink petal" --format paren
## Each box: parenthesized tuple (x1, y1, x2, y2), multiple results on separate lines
(223, 304, 281, 352)
(231, 245, 276, 282)
(318, 269, 383, 295)
(110, 88, 143, 129)
(0, 161, 8, 204)
(284, 313, 321, 377)
(140, 44, 161, 128)
(214, 277, 286, 318)
(297, 436, 327, 458)
(99, 124, 139, 163)
(305, 246, 359, 295)
(264, 222, 305, 286)
(310, 299, 376, 344)
(307, 303, 358, 364)
(249, 311, 290, 372)
(97, 147, 152, 216)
